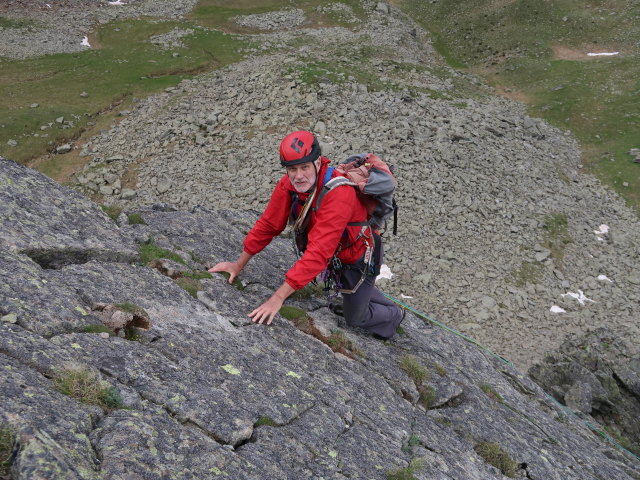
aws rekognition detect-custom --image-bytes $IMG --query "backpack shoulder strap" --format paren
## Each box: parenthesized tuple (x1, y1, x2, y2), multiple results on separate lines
(314, 176, 356, 213)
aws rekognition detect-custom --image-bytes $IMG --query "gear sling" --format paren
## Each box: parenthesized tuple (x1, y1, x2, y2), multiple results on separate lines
(289, 154, 397, 294)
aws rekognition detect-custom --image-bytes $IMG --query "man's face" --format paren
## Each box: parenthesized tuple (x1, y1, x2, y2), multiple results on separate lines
(286, 162, 317, 193)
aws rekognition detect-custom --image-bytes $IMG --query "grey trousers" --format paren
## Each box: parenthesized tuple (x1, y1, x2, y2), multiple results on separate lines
(340, 267, 403, 339)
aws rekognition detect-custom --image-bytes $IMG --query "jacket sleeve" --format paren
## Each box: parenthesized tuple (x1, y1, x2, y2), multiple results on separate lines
(243, 176, 292, 256)
(285, 185, 356, 290)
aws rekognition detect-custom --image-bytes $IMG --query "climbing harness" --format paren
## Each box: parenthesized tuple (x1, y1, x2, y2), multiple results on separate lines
(320, 226, 378, 295)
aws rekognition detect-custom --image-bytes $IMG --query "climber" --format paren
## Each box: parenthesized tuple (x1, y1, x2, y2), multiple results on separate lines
(209, 130, 404, 339)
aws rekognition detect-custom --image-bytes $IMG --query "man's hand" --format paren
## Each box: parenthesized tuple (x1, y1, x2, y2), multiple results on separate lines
(208, 251, 253, 284)
(248, 282, 295, 326)
(248, 294, 285, 325)
(208, 261, 243, 284)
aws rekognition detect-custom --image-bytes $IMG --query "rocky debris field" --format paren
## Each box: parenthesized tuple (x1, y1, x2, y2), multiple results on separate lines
(2, 156, 640, 478)
(64, 1, 640, 371)
(0, 0, 199, 59)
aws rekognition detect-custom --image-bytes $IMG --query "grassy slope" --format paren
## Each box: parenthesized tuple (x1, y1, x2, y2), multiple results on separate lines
(397, 0, 640, 214)
(0, 0, 370, 180)
(0, 12, 248, 173)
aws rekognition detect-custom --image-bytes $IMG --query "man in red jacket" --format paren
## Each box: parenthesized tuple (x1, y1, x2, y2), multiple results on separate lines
(209, 130, 403, 339)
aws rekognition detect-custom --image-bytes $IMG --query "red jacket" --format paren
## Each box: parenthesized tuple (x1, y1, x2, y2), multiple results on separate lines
(244, 158, 369, 290)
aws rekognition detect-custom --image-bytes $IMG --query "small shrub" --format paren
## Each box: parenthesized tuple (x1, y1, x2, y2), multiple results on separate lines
(386, 457, 426, 480)
(127, 213, 146, 225)
(480, 383, 504, 403)
(0, 427, 15, 478)
(400, 355, 428, 384)
(326, 330, 364, 357)
(254, 416, 278, 427)
(418, 385, 437, 409)
(53, 366, 124, 410)
(401, 434, 421, 453)
(432, 362, 447, 377)
(124, 325, 142, 342)
(83, 324, 115, 335)
(474, 442, 518, 478)
(101, 204, 123, 221)
(139, 241, 185, 265)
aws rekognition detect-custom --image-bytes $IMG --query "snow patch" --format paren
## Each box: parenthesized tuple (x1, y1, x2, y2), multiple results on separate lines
(108, 1, 126, 5)
(376, 264, 393, 281)
(597, 274, 613, 283)
(587, 52, 619, 56)
(550, 305, 566, 313)
(594, 224, 609, 241)
(561, 290, 596, 306)
(81, 36, 91, 47)
(400, 294, 413, 299)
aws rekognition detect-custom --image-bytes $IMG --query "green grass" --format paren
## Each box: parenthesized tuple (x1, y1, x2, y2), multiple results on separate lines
(397, 0, 640, 215)
(216, 271, 245, 290)
(603, 425, 640, 456)
(83, 324, 115, 335)
(279, 305, 308, 321)
(139, 240, 185, 265)
(254, 416, 278, 427)
(0, 16, 35, 29)
(510, 260, 544, 287)
(433, 362, 447, 377)
(127, 213, 146, 225)
(326, 330, 363, 356)
(542, 213, 572, 265)
(101, 204, 123, 221)
(386, 457, 426, 480)
(417, 385, 436, 409)
(189, 0, 368, 31)
(400, 355, 438, 408)
(114, 302, 144, 314)
(0, 427, 15, 479)
(400, 355, 428, 384)
(480, 383, 504, 404)
(53, 366, 124, 410)
(183, 271, 213, 280)
(289, 282, 324, 300)
(474, 442, 519, 478)
(175, 276, 202, 298)
(124, 325, 142, 342)
(0, 16, 248, 166)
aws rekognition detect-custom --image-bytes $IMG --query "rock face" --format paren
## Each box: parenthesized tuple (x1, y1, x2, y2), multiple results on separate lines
(529, 328, 640, 458)
(2, 159, 640, 479)
(0, 158, 138, 269)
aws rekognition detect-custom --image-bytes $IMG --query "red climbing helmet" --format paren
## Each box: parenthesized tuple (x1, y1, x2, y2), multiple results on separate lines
(279, 130, 321, 167)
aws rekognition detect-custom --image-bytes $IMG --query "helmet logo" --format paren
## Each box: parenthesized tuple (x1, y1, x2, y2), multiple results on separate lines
(290, 138, 305, 154)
